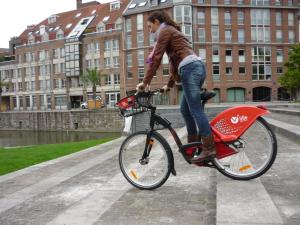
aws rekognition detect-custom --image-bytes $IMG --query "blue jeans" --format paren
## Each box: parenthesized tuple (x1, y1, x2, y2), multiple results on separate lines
(179, 60, 212, 137)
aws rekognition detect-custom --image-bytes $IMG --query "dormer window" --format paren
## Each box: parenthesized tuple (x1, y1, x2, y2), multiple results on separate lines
(138, 2, 147, 7)
(97, 21, 105, 32)
(103, 16, 110, 22)
(42, 33, 49, 42)
(110, 1, 120, 10)
(128, 3, 136, 9)
(66, 23, 72, 29)
(75, 12, 81, 18)
(54, 26, 60, 31)
(48, 15, 58, 24)
(115, 17, 122, 30)
(28, 34, 35, 45)
(56, 29, 64, 39)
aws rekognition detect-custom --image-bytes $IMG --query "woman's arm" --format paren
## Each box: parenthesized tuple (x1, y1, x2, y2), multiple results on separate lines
(143, 27, 172, 85)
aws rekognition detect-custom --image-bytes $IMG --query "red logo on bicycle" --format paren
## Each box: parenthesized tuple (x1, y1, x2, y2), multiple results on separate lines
(230, 115, 248, 124)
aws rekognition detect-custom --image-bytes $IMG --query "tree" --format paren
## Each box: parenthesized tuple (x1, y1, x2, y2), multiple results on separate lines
(81, 68, 104, 100)
(279, 44, 300, 101)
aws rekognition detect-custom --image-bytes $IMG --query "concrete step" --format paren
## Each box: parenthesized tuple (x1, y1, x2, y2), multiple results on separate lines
(269, 108, 300, 116)
(264, 117, 300, 143)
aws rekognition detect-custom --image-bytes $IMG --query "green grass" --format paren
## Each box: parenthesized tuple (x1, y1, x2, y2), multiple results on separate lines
(0, 136, 119, 176)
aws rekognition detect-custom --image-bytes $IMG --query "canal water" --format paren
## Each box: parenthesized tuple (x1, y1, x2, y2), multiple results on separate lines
(0, 130, 120, 147)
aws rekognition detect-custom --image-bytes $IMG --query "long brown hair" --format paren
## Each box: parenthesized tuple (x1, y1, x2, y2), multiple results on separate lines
(148, 11, 181, 32)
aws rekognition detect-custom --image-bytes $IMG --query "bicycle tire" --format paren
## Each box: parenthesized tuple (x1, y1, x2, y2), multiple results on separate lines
(213, 117, 277, 180)
(119, 131, 173, 190)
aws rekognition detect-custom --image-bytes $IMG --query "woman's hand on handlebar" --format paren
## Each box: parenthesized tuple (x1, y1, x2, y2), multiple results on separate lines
(162, 85, 170, 93)
(136, 82, 146, 93)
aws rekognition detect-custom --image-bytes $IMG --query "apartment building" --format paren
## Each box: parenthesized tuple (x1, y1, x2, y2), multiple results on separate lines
(0, 0, 129, 111)
(0, 0, 299, 111)
(123, 0, 300, 103)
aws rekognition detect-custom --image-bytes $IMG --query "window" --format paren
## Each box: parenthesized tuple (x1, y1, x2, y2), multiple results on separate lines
(163, 68, 169, 76)
(288, 0, 293, 6)
(138, 68, 144, 80)
(103, 16, 110, 22)
(238, 11, 244, 25)
(239, 49, 245, 62)
(276, 49, 283, 63)
(211, 26, 219, 42)
(225, 29, 232, 42)
(212, 46, 219, 63)
(104, 57, 111, 68)
(127, 53, 132, 67)
(275, 0, 281, 5)
(276, 30, 282, 43)
(182, 25, 192, 42)
(104, 40, 111, 51)
(126, 35, 132, 48)
(211, 8, 218, 25)
(288, 13, 294, 26)
(137, 14, 143, 30)
(127, 71, 133, 79)
(224, 11, 231, 25)
(199, 48, 206, 62)
(112, 39, 119, 51)
(212, 64, 220, 80)
(252, 46, 271, 80)
(138, 2, 147, 7)
(238, 29, 245, 43)
(225, 49, 232, 63)
(239, 67, 246, 74)
(110, 1, 120, 10)
(114, 74, 120, 85)
(128, 3, 136, 9)
(174, 5, 192, 24)
(138, 50, 144, 66)
(226, 67, 232, 75)
(137, 32, 144, 47)
(162, 53, 169, 64)
(66, 23, 72, 29)
(105, 74, 111, 85)
(288, 30, 294, 43)
(113, 56, 120, 67)
(126, 19, 131, 32)
(277, 67, 283, 74)
(276, 12, 282, 26)
(197, 11, 205, 24)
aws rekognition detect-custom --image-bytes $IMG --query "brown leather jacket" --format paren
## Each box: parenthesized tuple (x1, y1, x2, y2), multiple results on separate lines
(143, 25, 194, 87)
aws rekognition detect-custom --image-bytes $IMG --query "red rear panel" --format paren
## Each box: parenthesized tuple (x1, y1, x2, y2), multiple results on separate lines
(211, 105, 269, 142)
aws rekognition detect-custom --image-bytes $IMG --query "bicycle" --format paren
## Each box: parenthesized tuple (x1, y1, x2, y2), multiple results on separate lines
(116, 89, 277, 190)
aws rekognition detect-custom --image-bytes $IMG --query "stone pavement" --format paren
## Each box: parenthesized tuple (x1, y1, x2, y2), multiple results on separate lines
(0, 106, 300, 225)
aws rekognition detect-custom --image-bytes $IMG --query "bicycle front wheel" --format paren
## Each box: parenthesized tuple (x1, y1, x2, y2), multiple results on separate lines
(119, 131, 172, 190)
(213, 117, 277, 180)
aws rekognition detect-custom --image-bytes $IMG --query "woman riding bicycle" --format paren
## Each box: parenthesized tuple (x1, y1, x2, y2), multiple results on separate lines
(136, 11, 216, 163)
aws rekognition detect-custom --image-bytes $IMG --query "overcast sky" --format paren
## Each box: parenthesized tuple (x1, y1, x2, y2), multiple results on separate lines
(0, 0, 112, 49)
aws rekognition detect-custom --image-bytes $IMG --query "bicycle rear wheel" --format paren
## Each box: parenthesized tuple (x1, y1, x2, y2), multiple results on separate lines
(119, 131, 172, 190)
(213, 117, 277, 180)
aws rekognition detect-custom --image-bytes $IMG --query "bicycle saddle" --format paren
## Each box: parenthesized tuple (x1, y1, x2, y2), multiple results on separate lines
(200, 91, 216, 101)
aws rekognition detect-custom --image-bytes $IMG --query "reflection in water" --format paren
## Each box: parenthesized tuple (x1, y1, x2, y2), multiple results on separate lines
(0, 130, 120, 147)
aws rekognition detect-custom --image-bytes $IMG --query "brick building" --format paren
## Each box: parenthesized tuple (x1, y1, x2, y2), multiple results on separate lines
(0, 0, 299, 111)
(123, 0, 300, 103)
(0, 0, 129, 111)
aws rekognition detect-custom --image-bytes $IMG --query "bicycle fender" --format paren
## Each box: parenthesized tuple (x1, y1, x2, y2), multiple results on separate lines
(210, 105, 269, 142)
